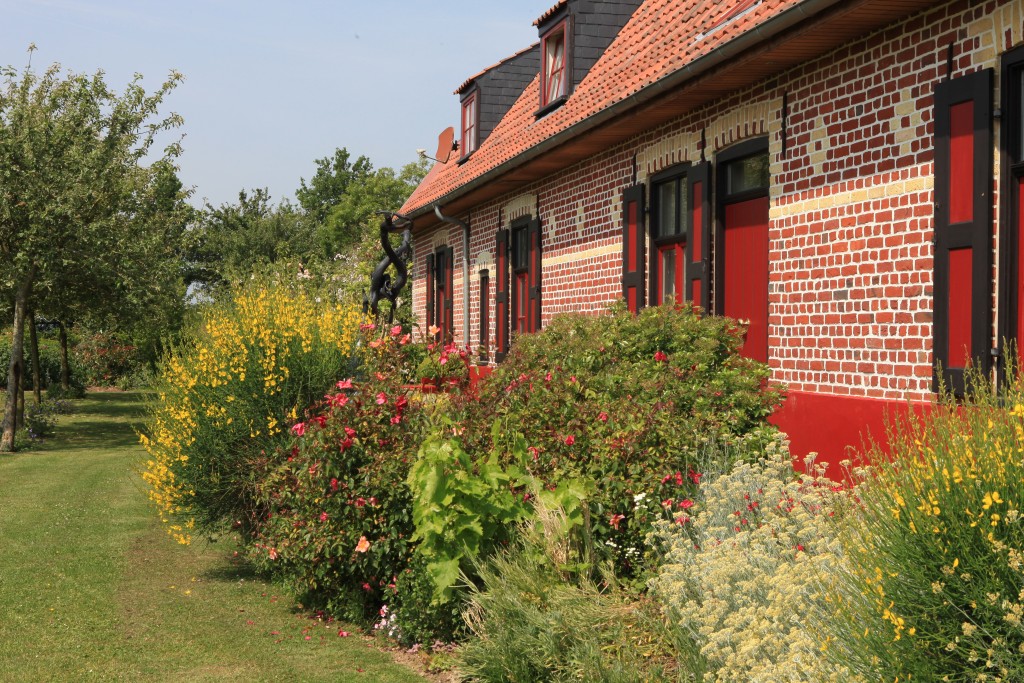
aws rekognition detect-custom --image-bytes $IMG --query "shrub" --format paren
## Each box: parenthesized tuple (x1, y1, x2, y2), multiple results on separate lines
(74, 331, 139, 386)
(457, 497, 690, 683)
(822, 366, 1024, 682)
(446, 303, 782, 579)
(651, 436, 854, 682)
(140, 270, 362, 544)
(247, 342, 427, 624)
(24, 398, 72, 440)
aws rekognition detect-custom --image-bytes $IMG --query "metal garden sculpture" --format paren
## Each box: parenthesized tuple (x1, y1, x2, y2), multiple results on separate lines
(363, 211, 412, 324)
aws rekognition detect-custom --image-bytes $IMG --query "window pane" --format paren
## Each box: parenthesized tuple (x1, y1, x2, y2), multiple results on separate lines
(726, 153, 770, 194)
(1020, 69, 1024, 159)
(545, 30, 565, 102)
(660, 248, 676, 304)
(656, 181, 677, 237)
(512, 227, 528, 270)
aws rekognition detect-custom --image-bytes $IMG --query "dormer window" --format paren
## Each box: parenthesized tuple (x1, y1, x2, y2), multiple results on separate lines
(461, 91, 478, 159)
(540, 20, 568, 110)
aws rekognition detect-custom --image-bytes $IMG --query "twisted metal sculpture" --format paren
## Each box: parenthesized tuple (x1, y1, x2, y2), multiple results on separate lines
(363, 211, 412, 324)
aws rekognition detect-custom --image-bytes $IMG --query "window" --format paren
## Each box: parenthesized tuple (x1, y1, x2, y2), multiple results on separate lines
(650, 167, 689, 306)
(425, 246, 454, 342)
(495, 217, 542, 361)
(479, 269, 490, 362)
(540, 21, 568, 109)
(461, 92, 478, 158)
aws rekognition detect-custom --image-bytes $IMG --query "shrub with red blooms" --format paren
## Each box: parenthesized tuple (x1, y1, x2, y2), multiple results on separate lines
(445, 302, 783, 578)
(247, 326, 429, 622)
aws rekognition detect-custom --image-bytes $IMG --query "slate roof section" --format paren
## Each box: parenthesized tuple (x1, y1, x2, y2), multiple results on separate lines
(401, 0, 809, 217)
(457, 44, 541, 150)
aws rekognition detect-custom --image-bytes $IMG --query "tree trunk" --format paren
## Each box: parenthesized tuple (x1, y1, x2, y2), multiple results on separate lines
(16, 347, 24, 429)
(29, 310, 41, 404)
(58, 320, 70, 391)
(2, 270, 35, 451)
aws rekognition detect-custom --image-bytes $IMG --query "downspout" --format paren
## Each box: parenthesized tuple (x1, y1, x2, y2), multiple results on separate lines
(434, 205, 471, 347)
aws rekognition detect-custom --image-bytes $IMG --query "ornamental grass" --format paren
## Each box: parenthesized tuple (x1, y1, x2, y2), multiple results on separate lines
(140, 270, 362, 544)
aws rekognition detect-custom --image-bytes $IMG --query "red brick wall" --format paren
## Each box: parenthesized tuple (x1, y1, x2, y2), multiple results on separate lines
(411, 0, 1022, 407)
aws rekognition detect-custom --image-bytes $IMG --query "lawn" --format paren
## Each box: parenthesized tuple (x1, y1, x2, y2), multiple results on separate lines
(0, 391, 428, 682)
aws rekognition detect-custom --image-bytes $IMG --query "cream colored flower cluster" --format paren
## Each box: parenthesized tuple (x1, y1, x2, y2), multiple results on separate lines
(652, 437, 857, 682)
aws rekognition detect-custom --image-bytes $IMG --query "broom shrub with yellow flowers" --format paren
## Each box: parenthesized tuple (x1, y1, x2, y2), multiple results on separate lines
(819, 362, 1024, 682)
(140, 268, 363, 544)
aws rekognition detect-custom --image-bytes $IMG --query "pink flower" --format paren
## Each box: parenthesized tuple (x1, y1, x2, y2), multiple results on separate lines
(268, 547, 279, 560)
(609, 513, 625, 530)
(369, 339, 384, 349)
(355, 536, 371, 553)
(319, 512, 328, 522)
(545, 371, 552, 382)
(390, 415, 402, 425)
(375, 392, 387, 405)
(390, 324, 402, 337)
(338, 630, 350, 637)
(336, 378, 354, 389)
(654, 350, 668, 362)
(399, 334, 411, 345)
(359, 323, 376, 332)
(291, 422, 306, 436)
(597, 411, 609, 423)
(326, 392, 349, 407)
(362, 583, 372, 591)
(564, 435, 575, 446)
(679, 499, 694, 509)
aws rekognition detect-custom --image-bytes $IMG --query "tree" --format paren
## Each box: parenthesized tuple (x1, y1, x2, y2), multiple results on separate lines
(0, 55, 183, 450)
(184, 188, 319, 292)
(295, 148, 373, 226)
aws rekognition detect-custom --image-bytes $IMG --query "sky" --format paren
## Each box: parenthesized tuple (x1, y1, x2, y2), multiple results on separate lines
(0, 1, 547, 208)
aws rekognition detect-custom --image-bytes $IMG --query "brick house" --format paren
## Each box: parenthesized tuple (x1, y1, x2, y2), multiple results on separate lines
(398, 0, 1024, 465)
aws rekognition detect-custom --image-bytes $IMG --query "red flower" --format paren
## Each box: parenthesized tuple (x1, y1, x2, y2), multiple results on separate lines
(688, 469, 702, 485)
(338, 630, 350, 637)
(336, 378, 354, 389)
(399, 334, 411, 345)
(330, 478, 339, 491)
(312, 415, 327, 428)
(355, 497, 367, 508)
(609, 513, 626, 530)
(674, 471, 684, 486)
(654, 350, 668, 362)
(319, 512, 328, 522)
(679, 498, 694, 509)
(344, 427, 357, 438)
(564, 435, 575, 446)
(291, 422, 306, 436)
(545, 371, 552, 382)
(268, 547, 279, 560)
(340, 438, 354, 451)
(528, 446, 540, 461)
(375, 392, 387, 405)
(597, 411, 609, 423)
(390, 415, 402, 425)
(390, 324, 402, 337)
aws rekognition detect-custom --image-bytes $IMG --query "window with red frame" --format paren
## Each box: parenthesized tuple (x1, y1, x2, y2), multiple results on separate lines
(461, 92, 478, 157)
(541, 22, 567, 108)
(425, 246, 454, 342)
(650, 168, 688, 306)
(512, 223, 530, 333)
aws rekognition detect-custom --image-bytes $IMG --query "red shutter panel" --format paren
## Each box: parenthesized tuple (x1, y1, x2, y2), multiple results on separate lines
(495, 229, 510, 362)
(686, 162, 712, 313)
(621, 184, 646, 313)
(933, 69, 993, 396)
(444, 246, 455, 342)
(527, 218, 542, 333)
(425, 252, 435, 332)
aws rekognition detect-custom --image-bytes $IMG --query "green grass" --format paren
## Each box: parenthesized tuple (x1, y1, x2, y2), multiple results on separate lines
(0, 392, 427, 682)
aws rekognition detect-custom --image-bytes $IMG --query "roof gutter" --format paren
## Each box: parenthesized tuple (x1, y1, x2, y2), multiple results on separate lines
(408, 0, 844, 221)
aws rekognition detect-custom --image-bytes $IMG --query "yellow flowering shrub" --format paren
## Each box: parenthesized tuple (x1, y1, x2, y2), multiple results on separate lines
(140, 272, 362, 543)
(823, 365, 1024, 682)
(651, 436, 857, 682)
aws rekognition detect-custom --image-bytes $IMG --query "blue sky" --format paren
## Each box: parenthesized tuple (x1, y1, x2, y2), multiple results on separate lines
(0, 1, 545, 207)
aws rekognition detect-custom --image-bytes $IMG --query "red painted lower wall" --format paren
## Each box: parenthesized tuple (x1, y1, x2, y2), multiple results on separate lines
(769, 390, 929, 474)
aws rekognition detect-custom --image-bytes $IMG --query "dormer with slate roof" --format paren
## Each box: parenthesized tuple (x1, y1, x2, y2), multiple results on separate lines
(534, 0, 643, 116)
(456, 45, 541, 162)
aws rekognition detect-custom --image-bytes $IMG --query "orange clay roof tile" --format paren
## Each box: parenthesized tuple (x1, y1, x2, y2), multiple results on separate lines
(402, 0, 806, 215)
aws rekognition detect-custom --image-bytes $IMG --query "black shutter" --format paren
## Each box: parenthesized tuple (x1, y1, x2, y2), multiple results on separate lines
(495, 229, 510, 362)
(621, 184, 646, 312)
(527, 217, 542, 333)
(933, 69, 993, 395)
(425, 252, 435, 331)
(444, 246, 455, 342)
(685, 162, 712, 313)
